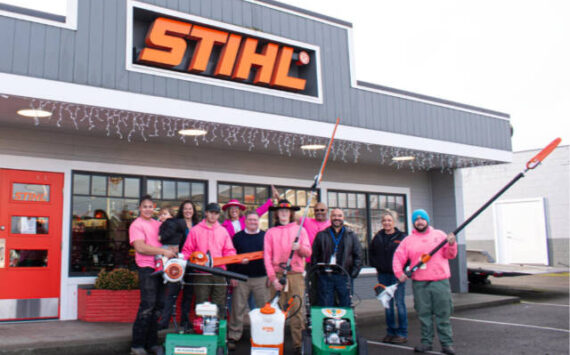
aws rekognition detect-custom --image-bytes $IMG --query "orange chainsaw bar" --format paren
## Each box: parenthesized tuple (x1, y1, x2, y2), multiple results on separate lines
(189, 251, 263, 267)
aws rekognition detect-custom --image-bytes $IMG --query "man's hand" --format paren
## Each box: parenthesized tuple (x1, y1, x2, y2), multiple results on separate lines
(162, 249, 176, 259)
(272, 279, 283, 291)
(398, 274, 408, 283)
(230, 279, 239, 287)
(291, 242, 300, 251)
(241, 258, 250, 264)
(447, 232, 456, 245)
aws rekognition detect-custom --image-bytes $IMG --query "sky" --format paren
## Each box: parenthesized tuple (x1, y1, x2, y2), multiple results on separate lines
(4, 0, 568, 152)
(281, 0, 569, 152)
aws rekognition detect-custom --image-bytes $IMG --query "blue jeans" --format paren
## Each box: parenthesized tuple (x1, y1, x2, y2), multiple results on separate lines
(317, 273, 350, 307)
(159, 280, 193, 329)
(132, 267, 165, 349)
(377, 273, 408, 337)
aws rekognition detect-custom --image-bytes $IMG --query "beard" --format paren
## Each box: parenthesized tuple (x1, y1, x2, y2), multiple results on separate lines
(414, 224, 428, 233)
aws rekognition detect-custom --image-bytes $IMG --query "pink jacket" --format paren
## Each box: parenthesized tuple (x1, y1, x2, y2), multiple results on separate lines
(264, 223, 311, 283)
(182, 220, 236, 270)
(221, 198, 273, 237)
(302, 217, 331, 262)
(393, 226, 457, 282)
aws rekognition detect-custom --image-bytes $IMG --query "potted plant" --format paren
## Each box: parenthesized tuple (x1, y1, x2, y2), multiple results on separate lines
(77, 268, 140, 322)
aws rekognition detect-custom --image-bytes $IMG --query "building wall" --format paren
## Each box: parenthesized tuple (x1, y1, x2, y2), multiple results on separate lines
(458, 145, 570, 267)
(0, 0, 512, 151)
(0, 125, 442, 318)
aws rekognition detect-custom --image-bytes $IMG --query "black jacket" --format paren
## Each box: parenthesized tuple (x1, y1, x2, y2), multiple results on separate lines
(311, 226, 363, 278)
(368, 228, 406, 274)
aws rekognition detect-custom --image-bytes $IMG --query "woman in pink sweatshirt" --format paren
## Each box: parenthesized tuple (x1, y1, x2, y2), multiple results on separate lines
(264, 199, 311, 354)
(221, 185, 280, 236)
(392, 209, 457, 355)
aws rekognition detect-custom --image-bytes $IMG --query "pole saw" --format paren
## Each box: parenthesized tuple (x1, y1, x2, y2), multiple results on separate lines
(374, 137, 562, 308)
(272, 117, 340, 302)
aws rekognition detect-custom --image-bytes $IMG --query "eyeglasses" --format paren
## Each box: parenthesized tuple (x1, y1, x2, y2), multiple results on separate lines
(314, 209, 326, 212)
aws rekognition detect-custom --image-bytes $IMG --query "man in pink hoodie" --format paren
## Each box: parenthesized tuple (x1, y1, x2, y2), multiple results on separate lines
(182, 203, 236, 319)
(393, 209, 457, 355)
(264, 199, 311, 354)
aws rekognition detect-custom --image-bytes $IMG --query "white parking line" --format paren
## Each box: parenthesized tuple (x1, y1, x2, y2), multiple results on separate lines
(521, 301, 570, 307)
(367, 340, 443, 354)
(450, 316, 570, 333)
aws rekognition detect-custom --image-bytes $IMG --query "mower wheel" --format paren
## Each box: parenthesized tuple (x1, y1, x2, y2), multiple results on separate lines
(302, 330, 312, 355)
(358, 336, 368, 355)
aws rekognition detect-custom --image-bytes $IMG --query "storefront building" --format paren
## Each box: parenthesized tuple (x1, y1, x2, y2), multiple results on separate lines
(0, 0, 512, 321)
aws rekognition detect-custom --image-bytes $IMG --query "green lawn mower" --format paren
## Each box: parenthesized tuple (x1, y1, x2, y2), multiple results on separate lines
(302, 263, 368, 355)
(159, 256, 248, 355)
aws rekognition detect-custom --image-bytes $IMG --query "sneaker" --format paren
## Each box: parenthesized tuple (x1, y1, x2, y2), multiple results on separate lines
(149, 345, 164, 355)
(391, 336, 408, 344)
(227, 340, 237, 351)
(414, 343, 433, 353)
(130, 347, 149, 355)
(382, 335, 394, 343)
(442, 345, 456, 354)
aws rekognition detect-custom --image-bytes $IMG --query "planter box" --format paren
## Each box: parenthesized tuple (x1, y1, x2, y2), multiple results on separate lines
(78, 286, 140, 322)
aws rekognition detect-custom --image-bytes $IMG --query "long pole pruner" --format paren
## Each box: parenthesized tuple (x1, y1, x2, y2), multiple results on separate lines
(374, 137, 562, 308)
(272, 117, 340, 304)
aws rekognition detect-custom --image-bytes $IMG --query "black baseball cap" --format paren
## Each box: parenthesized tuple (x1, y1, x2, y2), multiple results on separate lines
(205, 203, 221, 213)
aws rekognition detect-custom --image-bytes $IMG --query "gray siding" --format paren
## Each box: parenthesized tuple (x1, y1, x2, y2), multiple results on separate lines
(0, 0, 511, 151)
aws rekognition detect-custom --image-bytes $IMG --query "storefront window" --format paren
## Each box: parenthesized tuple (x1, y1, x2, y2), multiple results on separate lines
(328, 190, 408, 266)
(70, 172, 206, 276)
(217, 183, 317, 231)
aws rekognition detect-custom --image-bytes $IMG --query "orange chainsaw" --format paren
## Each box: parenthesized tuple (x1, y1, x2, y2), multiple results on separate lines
(188, 250, 263, 268)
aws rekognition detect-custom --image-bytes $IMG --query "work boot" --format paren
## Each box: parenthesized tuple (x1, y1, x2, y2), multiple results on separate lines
(414, 343, 433, 353)
(149, 345, 164, 355)
(391, 336, 408, 344)
(382, 335, 394, 343)
(130, 347, 149, 355)
(442, 345, 456, 354)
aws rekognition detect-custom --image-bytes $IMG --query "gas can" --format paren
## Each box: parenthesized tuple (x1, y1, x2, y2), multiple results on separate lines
(249, 303, 285, 354)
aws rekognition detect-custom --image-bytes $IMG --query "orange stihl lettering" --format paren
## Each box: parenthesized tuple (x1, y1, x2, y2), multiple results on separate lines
(271, 46, 306, 90)
(137, 17, 310, 91)
(188, 25, 228, 72)
(138, 17, 192, 67)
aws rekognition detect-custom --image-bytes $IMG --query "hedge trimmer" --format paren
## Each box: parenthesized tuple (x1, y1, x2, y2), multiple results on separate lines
(374, 137, 562, 308)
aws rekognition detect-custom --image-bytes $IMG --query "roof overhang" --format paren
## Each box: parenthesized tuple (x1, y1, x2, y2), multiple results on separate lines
(0, 73, 512, 170)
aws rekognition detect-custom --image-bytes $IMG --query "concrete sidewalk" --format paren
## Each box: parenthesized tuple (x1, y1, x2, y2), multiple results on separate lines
(0, 293, 519, 355)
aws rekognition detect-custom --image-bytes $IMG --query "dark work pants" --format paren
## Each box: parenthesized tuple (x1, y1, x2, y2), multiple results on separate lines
(317, 273, 350, 307)
(132, 267, 165, 349)
(159, 280, 193, 329)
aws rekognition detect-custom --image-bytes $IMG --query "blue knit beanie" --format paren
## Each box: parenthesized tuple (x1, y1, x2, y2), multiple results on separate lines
(412, 209, 430, 224)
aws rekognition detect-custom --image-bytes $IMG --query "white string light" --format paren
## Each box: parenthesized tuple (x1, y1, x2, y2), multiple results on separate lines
(20, 97, 493, 172)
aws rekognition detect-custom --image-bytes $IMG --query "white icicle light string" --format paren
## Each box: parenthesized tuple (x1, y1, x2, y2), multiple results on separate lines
(22, 98, 492, 172)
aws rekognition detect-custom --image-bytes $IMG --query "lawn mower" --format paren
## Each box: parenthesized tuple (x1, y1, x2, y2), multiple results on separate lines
(302, 263, 367, 355)
(157, 254, 249, 355)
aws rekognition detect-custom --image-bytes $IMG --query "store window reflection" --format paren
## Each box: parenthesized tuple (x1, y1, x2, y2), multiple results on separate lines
(327, 190, 408, 266)
(71, 172, 206, 276)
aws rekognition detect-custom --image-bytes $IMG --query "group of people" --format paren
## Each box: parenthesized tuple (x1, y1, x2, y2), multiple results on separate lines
(128, 192, 457, 355)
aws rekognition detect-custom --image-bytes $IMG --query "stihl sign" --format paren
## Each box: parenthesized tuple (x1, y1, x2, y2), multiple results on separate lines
(130, 4, 320, 99)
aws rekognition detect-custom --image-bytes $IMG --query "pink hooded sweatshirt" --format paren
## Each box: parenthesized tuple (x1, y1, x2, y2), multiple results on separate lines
(221, 198, 273, 237)
(264, 222, 311, 283)
(393, 226, 457, 282)
(182, 220, 236, 270)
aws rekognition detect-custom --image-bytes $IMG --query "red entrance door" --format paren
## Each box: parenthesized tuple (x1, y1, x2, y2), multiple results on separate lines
(0, 169, 63, 320)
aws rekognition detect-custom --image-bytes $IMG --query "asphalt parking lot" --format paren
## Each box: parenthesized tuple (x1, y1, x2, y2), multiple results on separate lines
(232, 273, 569, 354)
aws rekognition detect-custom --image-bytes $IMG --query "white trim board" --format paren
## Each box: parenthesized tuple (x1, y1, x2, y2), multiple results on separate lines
(0, 0, 77, 30)
(0, 72, 511, 163)
(126, 1, 323, 104)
